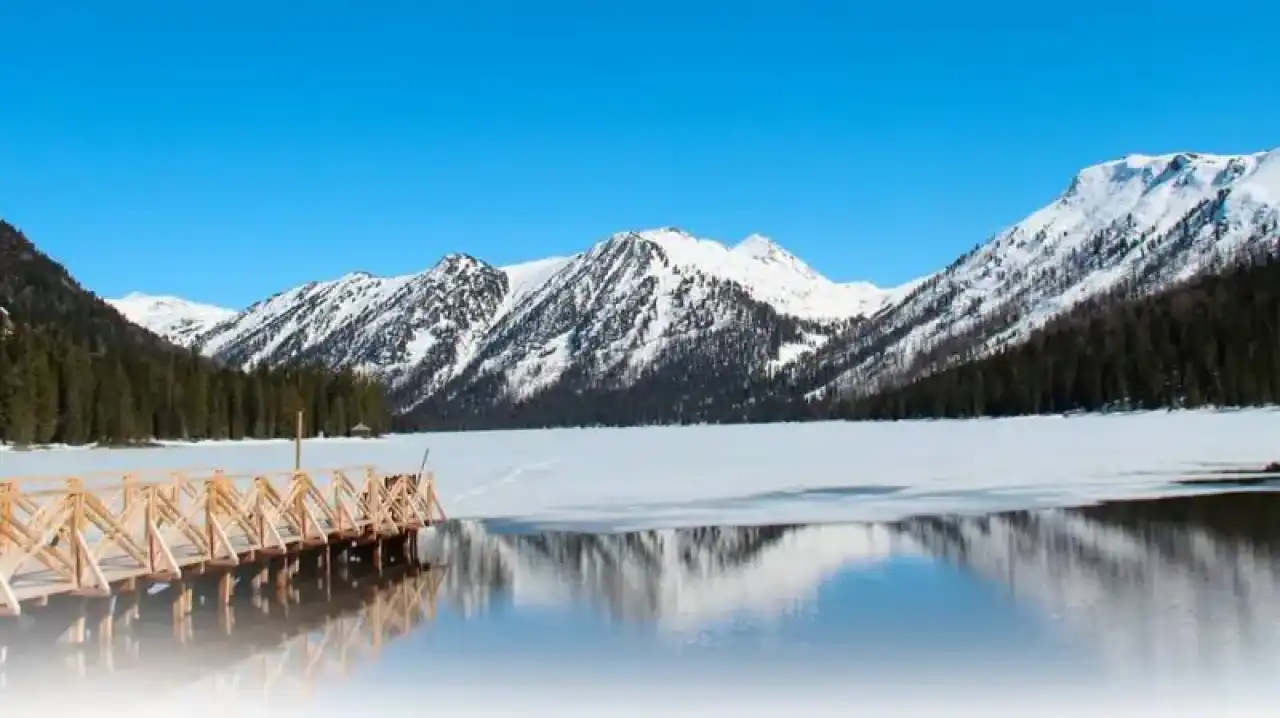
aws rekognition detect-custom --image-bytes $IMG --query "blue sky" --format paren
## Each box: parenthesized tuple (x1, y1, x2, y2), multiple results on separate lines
(1, 1, 1277, 308)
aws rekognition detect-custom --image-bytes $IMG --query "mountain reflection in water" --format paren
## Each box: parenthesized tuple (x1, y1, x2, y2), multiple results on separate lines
(3, 490, 1280, 711)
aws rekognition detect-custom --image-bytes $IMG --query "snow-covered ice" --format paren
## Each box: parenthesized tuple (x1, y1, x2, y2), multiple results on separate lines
(3, 409, 1279, 531)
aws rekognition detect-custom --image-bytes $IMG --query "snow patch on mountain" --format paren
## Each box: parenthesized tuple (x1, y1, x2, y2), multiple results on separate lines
(107, 292, 236, 346)
(636, 228, 894, 320)
(492, 255, 577, 324)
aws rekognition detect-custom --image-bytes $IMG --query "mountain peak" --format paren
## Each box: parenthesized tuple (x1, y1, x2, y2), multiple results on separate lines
(620, 227, 698, 246)
(107, 292, 237, 346)
(733, 233, 782, 256)
(435, 252, 490, 272)
(111, 292, 234, 314)
(731, 233, 821, 281)
(1063, 150, 1279, 200)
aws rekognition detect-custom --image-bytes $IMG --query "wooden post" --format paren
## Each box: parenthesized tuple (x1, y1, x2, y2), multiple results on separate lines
(69, 479, 85, 589)
(277, 554, 291, 591)
(206, 475, 218, 563)
(171, 581, 184, 628)
(252, 562, 268, 594)
(145, 487, 158, 575)
(295, 410, 303, 471)
(69, 600, 87, 644)
(0, 481, 12, 553)
(97, 601, 115, 672)
(218, 598, 235, 636)
(218, 570, 234, 605)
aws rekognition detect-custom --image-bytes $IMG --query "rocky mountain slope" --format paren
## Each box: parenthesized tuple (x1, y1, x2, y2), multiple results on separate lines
(112, 148, 1280, 418)
(114, 228, 903, 413)
(803, 149, 1280, 397)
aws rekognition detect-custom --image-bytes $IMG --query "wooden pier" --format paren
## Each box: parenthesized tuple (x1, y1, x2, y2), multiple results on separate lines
(0, 464, 447, 617)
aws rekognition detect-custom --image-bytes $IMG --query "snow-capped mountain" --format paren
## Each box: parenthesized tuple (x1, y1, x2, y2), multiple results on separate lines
(811, 148, 1280, 396)
(112, 228, 900, 411)
(109, 147, 1280, 415)
(421, 228, 896, 407)
(196, 254, 537, 399)
(107, 292, 236, 346)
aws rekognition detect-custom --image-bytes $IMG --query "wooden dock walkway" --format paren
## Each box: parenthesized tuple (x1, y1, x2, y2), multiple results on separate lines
(0, 464, 447, 617)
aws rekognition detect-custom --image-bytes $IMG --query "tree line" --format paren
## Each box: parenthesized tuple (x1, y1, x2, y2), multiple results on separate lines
(831, 238, 1280, 420)
(1, 219, 393, 447)
(0, 320, 392, 447)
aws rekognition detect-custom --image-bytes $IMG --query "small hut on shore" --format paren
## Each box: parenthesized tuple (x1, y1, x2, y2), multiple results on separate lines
(350, 422, 374, 439)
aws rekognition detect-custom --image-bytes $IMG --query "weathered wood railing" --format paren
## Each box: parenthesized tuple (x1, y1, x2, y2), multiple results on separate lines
(0, 465, 445, 616)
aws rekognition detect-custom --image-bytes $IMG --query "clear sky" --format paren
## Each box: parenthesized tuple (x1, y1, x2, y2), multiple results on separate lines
(1, 1, 1277, 309)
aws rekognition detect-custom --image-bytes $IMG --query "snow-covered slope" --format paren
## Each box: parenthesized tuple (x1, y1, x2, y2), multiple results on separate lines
(191, 253, 560, 398)
(122, 228, 898, 409)
(426, 228, 897, 403)
(107, 292, 236, 346)
(815, 149, 1280, 396)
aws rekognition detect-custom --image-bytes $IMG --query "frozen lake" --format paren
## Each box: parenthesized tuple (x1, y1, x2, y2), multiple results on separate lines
(3, 409, 1280, 530)
(3, 491, 1280, 716)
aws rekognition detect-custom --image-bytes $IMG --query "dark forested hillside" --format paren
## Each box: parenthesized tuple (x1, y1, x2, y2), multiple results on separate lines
(0, 220, 391, 446)
(832, 238, 1280, 421)
(402, 323, 821, 431)
(404, 234, 1280, 431)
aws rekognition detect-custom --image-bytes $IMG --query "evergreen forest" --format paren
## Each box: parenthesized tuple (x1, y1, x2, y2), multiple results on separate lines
(0, 220, 391, 446)
(833, 240, 1280, 420)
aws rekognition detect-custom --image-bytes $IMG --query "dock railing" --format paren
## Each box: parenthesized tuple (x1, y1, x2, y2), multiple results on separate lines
(0, 465, 446, 616)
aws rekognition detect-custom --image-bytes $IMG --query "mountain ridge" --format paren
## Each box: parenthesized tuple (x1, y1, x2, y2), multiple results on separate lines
(796, 147, 1280, 399)
(107, 147, 1280, 422)
(111, 227, 907, 412)
(113, 228, 900, 326)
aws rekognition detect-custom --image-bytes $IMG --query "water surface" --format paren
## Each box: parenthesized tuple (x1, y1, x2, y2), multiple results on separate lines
(4, 490, 1280, 715)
